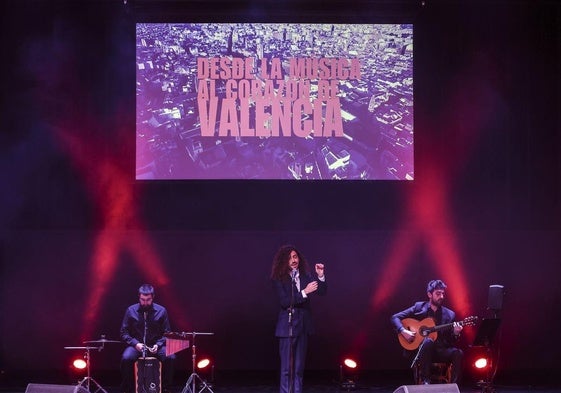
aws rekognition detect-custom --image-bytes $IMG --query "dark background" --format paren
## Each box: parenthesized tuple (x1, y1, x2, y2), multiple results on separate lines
(1, 0, 560, 389)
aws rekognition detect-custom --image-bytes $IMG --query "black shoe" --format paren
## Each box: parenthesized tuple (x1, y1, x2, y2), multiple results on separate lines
(422, 380, 430, 385)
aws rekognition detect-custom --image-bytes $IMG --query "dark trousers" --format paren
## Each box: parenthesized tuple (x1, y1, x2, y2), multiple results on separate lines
(417, 338, 463, 383)
(121, 346, 175, 393)
(279, 334, 308, 393)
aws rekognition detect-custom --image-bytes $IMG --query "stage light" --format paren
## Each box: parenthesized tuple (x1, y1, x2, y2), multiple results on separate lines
(197, 358, 211, 369)
(344, 358, 357, 369)
(69, 356, 88, 380)
(474, 356, 489, 369)
(465, 344, 497, 393)
(339, 358, 359, 390)
(470, 352, 493, 388)
(195, 357, 214, 387)
(468, 347, 492, 373)
(72, 358, 87, 370)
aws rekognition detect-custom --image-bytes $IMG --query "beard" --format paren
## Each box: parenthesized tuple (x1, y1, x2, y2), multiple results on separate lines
(430, 297, 443, 308)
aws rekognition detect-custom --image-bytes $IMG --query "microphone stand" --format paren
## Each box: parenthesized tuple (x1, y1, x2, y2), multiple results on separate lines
(410, 339, 425, 369)
(288, 270, 296, 393)
(143, 312, 148, 359)
(411, 337, 428, 384)
(141, 311, 148, 393)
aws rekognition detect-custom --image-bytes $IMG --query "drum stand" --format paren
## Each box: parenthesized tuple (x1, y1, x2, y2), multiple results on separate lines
(64, 346, 108, 393)
(181, 332, 214, 393)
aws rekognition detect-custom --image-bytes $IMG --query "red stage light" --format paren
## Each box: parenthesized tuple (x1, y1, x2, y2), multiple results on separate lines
(72, 358, 87, 370)
(343, 358, 357, 369)
(197, 358, 211, 369)
(340, 357, 359, 389)
(474, 357, 489, 369)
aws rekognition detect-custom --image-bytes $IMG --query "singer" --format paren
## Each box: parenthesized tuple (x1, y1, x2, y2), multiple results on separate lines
(270, 245, 327, 393)
(120, 284, 175, 393)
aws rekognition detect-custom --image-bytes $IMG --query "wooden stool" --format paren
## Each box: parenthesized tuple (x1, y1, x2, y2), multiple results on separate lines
(414, 362, 452, 384)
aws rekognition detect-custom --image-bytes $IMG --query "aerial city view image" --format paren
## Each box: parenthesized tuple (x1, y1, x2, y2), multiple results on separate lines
(136, 23, 413, 180)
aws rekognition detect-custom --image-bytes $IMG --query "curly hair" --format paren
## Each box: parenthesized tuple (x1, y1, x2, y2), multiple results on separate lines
(270, 244, 310, 281)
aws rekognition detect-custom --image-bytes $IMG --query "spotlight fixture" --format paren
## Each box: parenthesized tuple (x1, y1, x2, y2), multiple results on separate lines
(197, 358, 211, 369)
(467, 346, 493, 382)
(195, 357, 214, 387)
(72, 358, 87, 370)
(68, 356, 88, 381)
(474, 356, 489, 370)
(344, 358, 357, 369)
(339, 357, 359, 391)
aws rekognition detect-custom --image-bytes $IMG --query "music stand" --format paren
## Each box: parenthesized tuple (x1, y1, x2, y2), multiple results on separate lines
(473, 318, 501, 347)
(64, 346, 108, 393)
(178, 332, 215, 393)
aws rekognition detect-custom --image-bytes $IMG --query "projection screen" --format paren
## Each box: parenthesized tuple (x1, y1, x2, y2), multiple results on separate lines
(136, 23, 413, 180)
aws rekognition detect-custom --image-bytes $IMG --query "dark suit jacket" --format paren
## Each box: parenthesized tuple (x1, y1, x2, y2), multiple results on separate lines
(273, 272, 327, 337)
(390, 301, 457, 348)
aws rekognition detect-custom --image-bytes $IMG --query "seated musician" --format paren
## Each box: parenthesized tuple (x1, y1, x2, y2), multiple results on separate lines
(120, 284, 175, 393)
(390, 279, 463, 385)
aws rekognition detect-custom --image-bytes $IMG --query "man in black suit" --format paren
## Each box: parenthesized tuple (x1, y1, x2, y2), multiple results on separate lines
(271, 245, 327, 393)
(391, 279, 463, 384)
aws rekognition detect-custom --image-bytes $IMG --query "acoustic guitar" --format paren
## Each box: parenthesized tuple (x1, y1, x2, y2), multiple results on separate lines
(398, 316, 478, 350)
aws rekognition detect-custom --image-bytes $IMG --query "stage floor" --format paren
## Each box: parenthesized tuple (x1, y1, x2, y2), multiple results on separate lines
(2, 384, 560, 393)
(1, 369, 559, 393)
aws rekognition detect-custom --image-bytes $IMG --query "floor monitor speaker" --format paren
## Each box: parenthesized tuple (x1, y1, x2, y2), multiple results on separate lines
(393, 383, 460, 393)
(25, 384, 88, 393)
(488, 284, 505, 311)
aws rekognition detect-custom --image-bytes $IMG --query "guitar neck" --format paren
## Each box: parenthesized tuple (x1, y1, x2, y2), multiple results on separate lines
(429, 318, 470, 333)
(430, 322, 454, 333)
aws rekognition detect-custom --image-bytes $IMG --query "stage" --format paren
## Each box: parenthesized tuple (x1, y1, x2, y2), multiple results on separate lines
(2, 369, 559, 393)
(1, 2, 560, 393)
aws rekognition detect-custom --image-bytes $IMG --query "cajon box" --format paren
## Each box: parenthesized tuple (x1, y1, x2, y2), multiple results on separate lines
(135, 357, 161, 393)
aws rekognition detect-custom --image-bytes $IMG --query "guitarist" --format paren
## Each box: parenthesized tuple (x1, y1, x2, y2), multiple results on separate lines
(390, 279, 463, 385)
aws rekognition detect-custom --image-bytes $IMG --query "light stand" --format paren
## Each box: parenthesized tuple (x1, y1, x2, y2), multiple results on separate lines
(339, 363, 357, 391)
(181, 332, 215, 393)
(288, 269, 297, 393)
